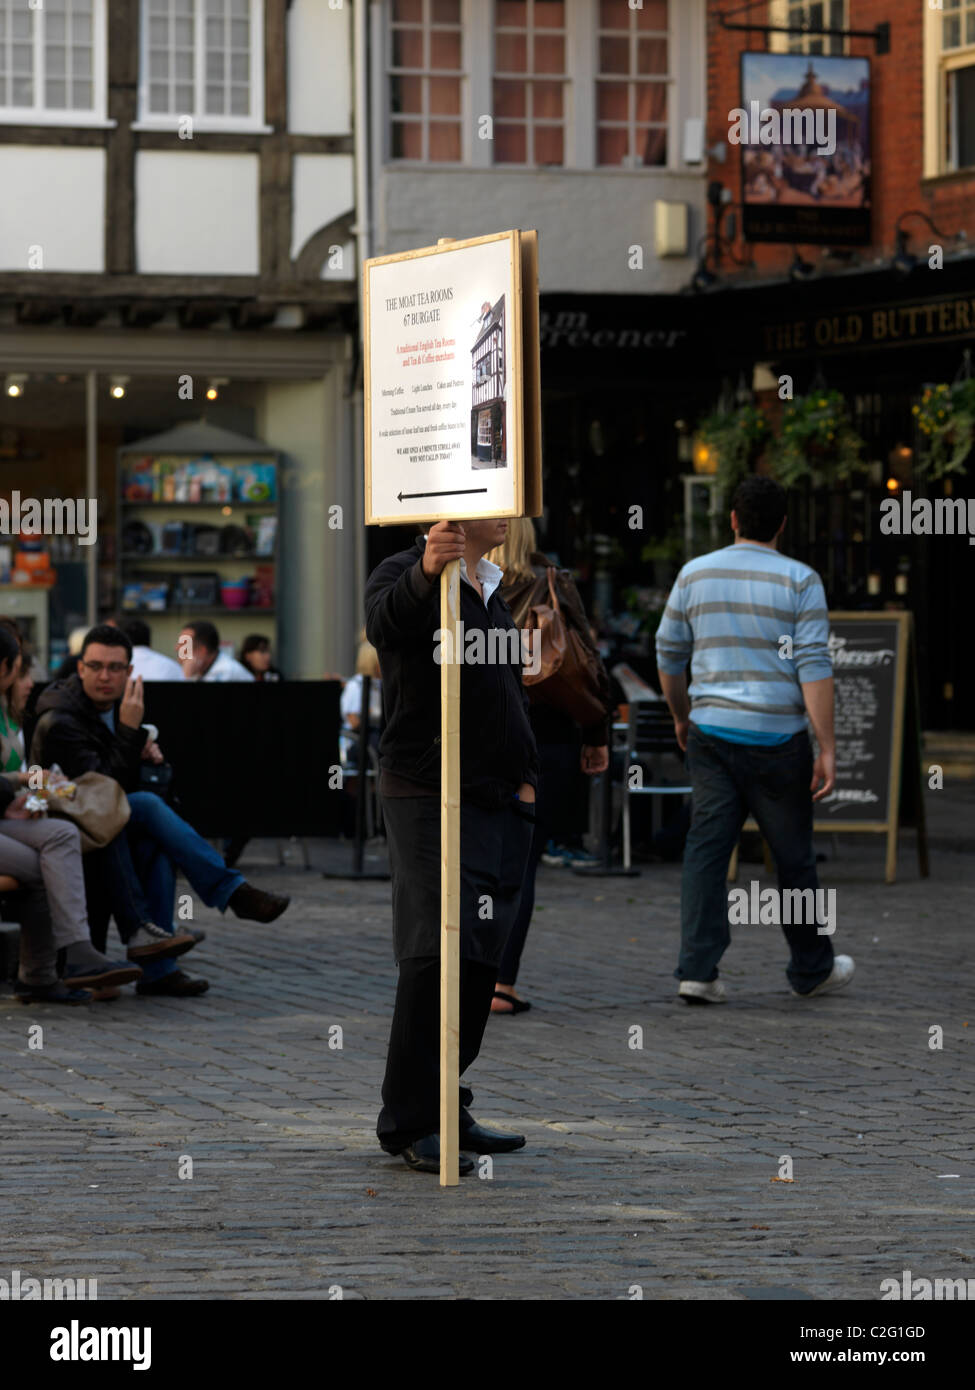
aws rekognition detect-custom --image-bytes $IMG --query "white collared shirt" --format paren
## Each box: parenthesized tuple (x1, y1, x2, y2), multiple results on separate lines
(422, 535, 503, 608)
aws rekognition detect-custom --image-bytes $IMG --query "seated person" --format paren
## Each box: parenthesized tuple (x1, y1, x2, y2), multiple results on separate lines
(239, 634, 281, 682)
(178, 621, 254, 682)
(30, 626, 289, 997)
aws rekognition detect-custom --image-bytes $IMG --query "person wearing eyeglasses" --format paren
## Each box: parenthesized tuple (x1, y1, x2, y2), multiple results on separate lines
(30, 625, 289, 997)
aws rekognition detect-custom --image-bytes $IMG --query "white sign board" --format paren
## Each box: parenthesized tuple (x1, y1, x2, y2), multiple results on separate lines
(364, 230, 525, 526)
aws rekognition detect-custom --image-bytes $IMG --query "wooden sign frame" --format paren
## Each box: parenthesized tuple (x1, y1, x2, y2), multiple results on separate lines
(363, 229, 541, 528)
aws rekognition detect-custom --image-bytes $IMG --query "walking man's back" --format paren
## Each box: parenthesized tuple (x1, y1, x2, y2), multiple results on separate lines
(655, 475, 854, 1003)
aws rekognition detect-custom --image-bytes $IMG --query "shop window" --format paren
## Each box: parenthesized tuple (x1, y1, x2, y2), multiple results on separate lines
(0, 0, 108, 125)
(769, 1, 848, 57)
(493, 0, 566, 166)
(388, 0, 463, 163)
(595, 0, 667, 168)
(137, 0, 266, 130)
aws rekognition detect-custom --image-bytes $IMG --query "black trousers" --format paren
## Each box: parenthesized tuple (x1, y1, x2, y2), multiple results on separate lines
(377, 955, 497, 1153)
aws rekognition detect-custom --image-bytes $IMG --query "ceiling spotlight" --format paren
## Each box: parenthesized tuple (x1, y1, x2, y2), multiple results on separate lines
(205, 377, 229, 402)
(109, 374, 129, 399)
(4, 373, 27, 398)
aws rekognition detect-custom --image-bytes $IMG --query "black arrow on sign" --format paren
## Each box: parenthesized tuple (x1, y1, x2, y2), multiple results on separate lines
(397, 488, 489, 501)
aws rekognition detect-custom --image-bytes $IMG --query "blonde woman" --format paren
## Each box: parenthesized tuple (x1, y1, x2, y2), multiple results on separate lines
(486, 518, 613, 1014)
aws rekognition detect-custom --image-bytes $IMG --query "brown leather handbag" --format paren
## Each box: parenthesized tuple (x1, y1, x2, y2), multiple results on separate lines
(522, 567, 607, 728)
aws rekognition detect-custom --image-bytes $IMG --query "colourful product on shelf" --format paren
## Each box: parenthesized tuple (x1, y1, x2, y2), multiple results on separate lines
(235, 462, 276, 503)
(220, 579, 250, 609)
(123, 457, 160, 502)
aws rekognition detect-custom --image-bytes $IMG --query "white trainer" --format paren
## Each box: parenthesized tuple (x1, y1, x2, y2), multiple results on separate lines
(678, 978, 727, 1005)
(794, 954, 855, 998)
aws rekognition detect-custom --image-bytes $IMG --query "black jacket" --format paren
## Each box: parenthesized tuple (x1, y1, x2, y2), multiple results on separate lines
(30, 675, 147, 790)
(364, 537, 539, 810)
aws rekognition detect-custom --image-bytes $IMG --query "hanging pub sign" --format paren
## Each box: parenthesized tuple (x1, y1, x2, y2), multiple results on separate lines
(736, 52, 871, 246)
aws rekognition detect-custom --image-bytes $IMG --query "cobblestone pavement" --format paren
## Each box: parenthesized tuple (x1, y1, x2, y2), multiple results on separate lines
(1, 783, 972, 1301)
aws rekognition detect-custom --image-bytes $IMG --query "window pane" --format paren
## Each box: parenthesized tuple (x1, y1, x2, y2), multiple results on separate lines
(494, 123, 527, 162)
(72, 46, 92, 77)
(230, 85, 249, 116)
(391, 119, 423, 157)
(535, 35, 564, 72)
(47, 14, 67, 40)
(150, 17, 168, 44)
(534, 0, 564, 27)
(149, 82, 171, 112)
(71, 80, 92, 109)
(597, 126, 628, 164)
(46, 79, 67, 106)
(150, 51, 168, 78)
(392, 0, 422, 20)
(392, 29, 424, 67)
(944, 15, 961, 46)
(599, 36, 629, 74)
(231, 52, 248, 81)
(968, 11, 975, 44)
(428, 121, 460, 160)
(431, 0, 460, 21)
(174, 17, 193, 44)
(496, 32, 527, 72)
(206, 84, 225, 113)
(230, 19, 248, 46)
(637, 125, 667, 165)
(47, 44, 67, 74)
(11, 10, 31, 39)
(391, 73, 424, 113)
(207, 51, 224, 80)
(637, 0, 668, 29)
(497, 1, 527, 25)
(596, 81, 627, 120)
(599, 0, 630, 30)
(175, 81, 194, 109)
(430, 29, 460, 68)
(637, 38, 667, 75)
(13, 42, 34, 72)
(13, 76, 33, 105)
(429, 75, 460, 114)
(207, 17, 224, 44)
(175, 50, 193, 79)
(635, 82, 667, 122)
(533, 124, 563, 164)
(956, 63, 975, 168)
(494, 78, 526, 117)
(532, 79, 562, 119)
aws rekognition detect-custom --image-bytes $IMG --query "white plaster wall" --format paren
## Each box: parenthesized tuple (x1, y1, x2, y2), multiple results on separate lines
(0, 146, 105, 272)
(291, 152, 355, 269)
(135, 152, 259, 275)
(287, 0, 352, 135)
(377, 169, 706, 294)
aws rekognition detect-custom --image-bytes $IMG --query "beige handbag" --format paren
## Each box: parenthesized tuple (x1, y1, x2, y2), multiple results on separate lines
(45, 772, 131, 853)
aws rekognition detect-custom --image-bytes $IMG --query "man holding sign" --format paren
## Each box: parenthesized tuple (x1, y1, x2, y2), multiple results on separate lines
(365, 518, 537, 1175)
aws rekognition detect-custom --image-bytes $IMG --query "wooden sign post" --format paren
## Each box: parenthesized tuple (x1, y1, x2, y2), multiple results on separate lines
(363, 229, 541, 1185)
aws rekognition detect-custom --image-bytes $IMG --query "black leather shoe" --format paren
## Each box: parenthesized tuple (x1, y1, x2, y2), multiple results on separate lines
(400, 1134, 475, 1175)
(459, 1121, 526, 1154)
(227, 883, 290, 923)
(135, 969, 209, 997)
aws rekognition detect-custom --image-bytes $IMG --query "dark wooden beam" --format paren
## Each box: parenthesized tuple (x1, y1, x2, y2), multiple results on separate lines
(0, 126, 105, 146)
(105, 0, 138, 274)
(63, 303, 108, 327)
(260, 0, 292, 282)
(121, 303, 168, 328)
(0, 271, 356, 303)
(177, 301, 228, 330)
(230, 301, 280, 330)
(16, 302, 62, 324)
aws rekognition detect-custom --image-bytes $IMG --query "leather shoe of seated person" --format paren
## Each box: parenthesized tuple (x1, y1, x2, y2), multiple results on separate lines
(459, 1120, 527, 1154)
(400, 1134, 475, 1175)
(227, 883, 290, 924)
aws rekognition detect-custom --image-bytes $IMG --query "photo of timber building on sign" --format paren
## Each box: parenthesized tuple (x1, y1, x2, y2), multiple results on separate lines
(471, 297, 506, 468)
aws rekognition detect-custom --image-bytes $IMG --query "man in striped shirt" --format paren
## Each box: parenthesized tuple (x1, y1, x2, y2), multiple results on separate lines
(655, 476, 854, 1003)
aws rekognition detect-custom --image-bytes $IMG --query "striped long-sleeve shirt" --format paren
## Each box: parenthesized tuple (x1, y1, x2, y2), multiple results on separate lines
(654, 543, 832, 737)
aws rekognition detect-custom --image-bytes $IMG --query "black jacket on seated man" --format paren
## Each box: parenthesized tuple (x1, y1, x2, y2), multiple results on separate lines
(31, 674, 147, 788)
(365, 526, 537, 1166)
(366, 535, 538, 810)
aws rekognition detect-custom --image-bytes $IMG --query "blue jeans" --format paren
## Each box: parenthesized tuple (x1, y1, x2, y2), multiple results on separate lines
(677, 726, 834, 993)
(126, 792, 244, 950)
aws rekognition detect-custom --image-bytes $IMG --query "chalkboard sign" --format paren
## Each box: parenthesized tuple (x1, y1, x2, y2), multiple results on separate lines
(814, 611, 928, 883)
(819, 616, 902, 823)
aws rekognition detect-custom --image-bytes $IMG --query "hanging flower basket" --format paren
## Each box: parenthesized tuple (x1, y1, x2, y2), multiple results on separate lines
(913, 379, 975, 479)
(694, 404, 771, 492)
(765, 390, 865, 489)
